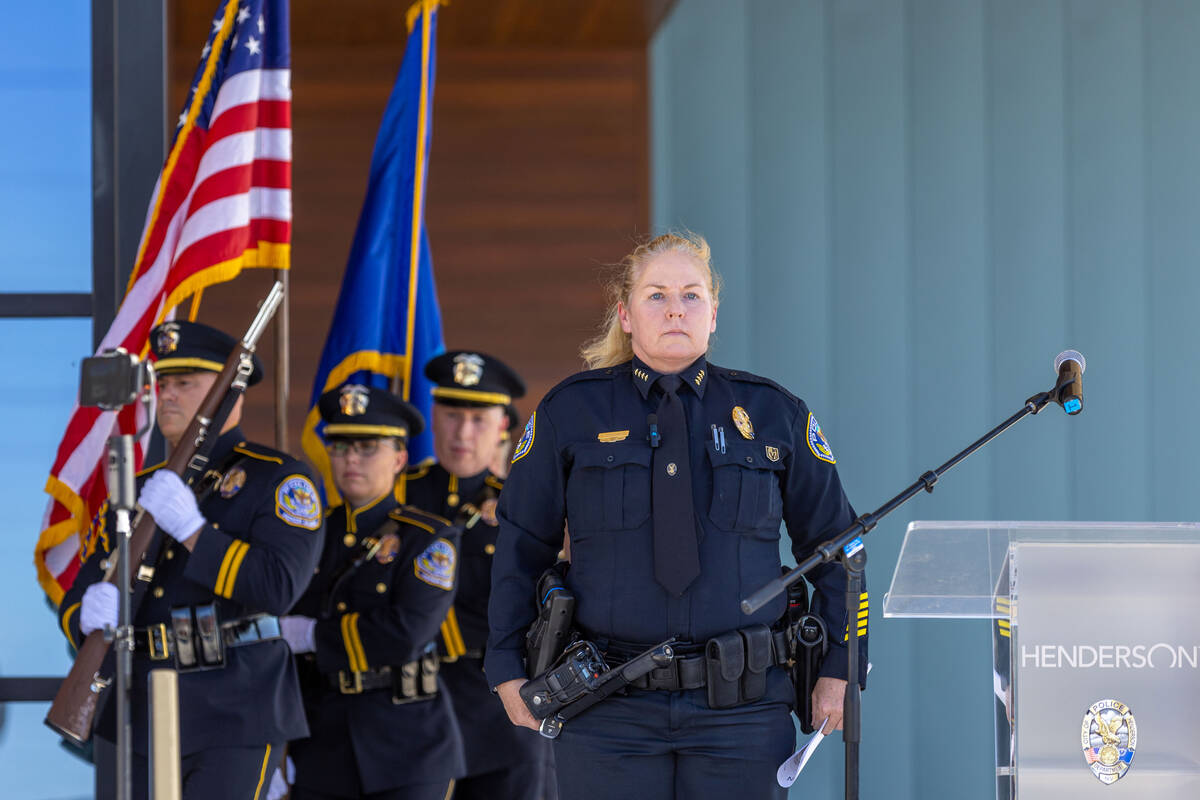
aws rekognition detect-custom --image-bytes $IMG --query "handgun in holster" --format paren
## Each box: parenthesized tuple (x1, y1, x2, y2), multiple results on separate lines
(786, 576, 829, 735)
(524, 562, 576, 678)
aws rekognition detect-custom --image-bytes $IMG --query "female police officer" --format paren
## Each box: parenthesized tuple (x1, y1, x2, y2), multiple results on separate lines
(486, 233, 867, 799)
(279, 384, 465, 799)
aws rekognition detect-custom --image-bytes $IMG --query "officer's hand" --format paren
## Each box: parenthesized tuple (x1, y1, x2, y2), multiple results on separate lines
(138, 471, 206, 546)
(811, 676, 848, 734)
(495, 678, 539, 731)
(80, 582, 119, 636)
(280, 615, 316, 654)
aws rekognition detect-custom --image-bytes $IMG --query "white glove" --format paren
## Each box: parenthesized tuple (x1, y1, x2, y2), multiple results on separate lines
(138, 470, 206, 543)
(280, 615, 316, 654)
(80, 582, 119, 636)
(265, 757, 294, 800)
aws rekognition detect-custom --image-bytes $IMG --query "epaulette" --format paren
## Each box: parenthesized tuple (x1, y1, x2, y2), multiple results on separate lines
(136, 461, 166, 478)
(543, 363, 627, 403)
(484, 474, 505, 491)
(405, 456, 436, 481)
(712, 364, 802, 405)
(231, 441, 287, 466)
(390, 505, 453, 535)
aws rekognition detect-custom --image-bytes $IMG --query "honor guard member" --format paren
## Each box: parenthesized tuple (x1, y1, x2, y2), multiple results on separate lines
(279, 383, 465, 800)
(401, 352, 554, 800)
(487, 233, 870, 800)
(59, 320, 324, 800)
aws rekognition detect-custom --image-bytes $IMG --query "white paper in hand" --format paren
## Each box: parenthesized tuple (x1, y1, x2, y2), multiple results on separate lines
(777, 717, 828, 788)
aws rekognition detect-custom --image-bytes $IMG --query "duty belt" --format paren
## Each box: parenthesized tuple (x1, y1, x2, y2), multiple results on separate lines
(603, 628, 791, 692)
(133, 612, 282, 661)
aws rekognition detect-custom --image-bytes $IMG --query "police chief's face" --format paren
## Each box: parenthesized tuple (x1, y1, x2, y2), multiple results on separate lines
(329, 438, 408, 508)
(156, 371, 218, 447)
(618, 250, 717, 374)
(432, 403, 507, 478)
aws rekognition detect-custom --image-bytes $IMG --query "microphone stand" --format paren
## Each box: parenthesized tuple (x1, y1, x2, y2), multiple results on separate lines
(742, 380, 1076, 800)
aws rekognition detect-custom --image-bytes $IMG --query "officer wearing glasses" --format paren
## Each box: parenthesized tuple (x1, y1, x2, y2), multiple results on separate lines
(279, 384, 466, 800)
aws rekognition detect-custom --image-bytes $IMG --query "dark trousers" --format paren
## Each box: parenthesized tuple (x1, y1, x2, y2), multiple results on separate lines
(291, 781, 456, 800)
(127, 741, 284, 800)
(551, 670, 795, 800)
(452, 756, 555, 800)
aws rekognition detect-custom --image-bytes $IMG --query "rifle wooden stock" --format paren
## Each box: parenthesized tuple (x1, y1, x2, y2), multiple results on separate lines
(45, 283, 283, 744)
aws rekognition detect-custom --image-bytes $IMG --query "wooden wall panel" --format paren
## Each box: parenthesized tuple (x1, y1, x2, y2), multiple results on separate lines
(170, 9, 650, 452)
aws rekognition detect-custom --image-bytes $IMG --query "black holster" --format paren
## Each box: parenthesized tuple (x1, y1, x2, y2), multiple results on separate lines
(786, 578, 829, 734)
(524, 562, 575, 678)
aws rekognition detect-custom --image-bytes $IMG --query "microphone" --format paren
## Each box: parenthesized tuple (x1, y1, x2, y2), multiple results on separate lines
(1053, 350, 1085, 415)
(647, 414, 660, 448)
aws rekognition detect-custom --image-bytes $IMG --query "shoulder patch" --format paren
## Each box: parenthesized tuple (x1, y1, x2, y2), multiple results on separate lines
(275, 474, 322, 530)
(511, 411, 536, 464)
(806, 413, 836, 464)
(414, 537, 457, 590)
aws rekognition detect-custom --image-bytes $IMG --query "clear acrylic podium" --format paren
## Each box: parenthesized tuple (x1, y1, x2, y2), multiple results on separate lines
(884, 521, 1200, 798)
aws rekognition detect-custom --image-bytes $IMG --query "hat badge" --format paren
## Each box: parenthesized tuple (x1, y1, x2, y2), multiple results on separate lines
(157, 323, 181, 355)
(339, 384, 370, 417)
(453, 353, 485, 387)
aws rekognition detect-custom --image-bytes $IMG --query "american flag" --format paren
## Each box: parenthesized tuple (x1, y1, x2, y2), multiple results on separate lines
(34, 0, 292, 605)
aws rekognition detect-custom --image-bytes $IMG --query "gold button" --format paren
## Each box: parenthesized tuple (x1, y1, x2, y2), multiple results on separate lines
(343, 533, 356, 547)
(165, 549, 174, 560)
(485, 544, 496, 555)
(212, 522, 220, 529)
(336, 601, 347, 612)
(376, 582, 387, 594)
(152, 587, 164, 598)
(447, 493, 459, 507)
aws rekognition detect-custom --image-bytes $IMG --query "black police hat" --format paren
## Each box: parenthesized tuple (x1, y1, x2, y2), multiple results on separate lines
(318, 383, 425, 441)
(424, 351, 526, 408)
(149, 320, 264, 386)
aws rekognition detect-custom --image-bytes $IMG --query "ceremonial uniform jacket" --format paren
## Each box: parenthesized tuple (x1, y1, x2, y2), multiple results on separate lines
(485, 357, 869, 688)
(402, 462, 551, 777)
(287, 494, 466, 794)
(58, 427, 324, 755)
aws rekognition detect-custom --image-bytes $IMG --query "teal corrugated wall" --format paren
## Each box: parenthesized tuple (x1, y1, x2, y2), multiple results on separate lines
(651, 1, 1200, 797)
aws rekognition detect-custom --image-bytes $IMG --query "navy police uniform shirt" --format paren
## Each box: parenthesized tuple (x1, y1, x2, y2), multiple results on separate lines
(287, 494, 466, 795)
(58, 427, 324, 755)
(402, 461, 553, 781)
(485, 356, 869, 687)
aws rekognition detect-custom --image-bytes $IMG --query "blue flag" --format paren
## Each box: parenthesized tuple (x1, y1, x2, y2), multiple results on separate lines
(302, 0, 444, 504)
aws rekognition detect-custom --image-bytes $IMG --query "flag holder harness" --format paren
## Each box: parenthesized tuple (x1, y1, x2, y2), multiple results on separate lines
(741, 367, 1082, 800)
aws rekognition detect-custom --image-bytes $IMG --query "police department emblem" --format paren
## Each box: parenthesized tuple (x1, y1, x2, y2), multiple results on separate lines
(156, 322, 181, 354)
(219, 465, 246, 498)
(275, 475, 321, 530)
(806, 413, 836, 464)
(339, 384, 370, 416)
(732, 406, 755, 440)
(452, 353, 485, 387)
(512, 412, 535, 464)
(1082, 699, 1137, 785)
(415, 538, 457, 590)
(765, 445, 780, 462)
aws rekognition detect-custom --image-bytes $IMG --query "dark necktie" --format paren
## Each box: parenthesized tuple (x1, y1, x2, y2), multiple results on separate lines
(652, 374, 701, 595)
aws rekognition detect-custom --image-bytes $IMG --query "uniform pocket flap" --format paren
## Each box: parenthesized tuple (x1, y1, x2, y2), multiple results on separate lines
(572, 442, 652, 470)
(706, 440, 787, 471)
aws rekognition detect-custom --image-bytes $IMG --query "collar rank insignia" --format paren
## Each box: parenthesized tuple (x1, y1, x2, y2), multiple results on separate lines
(633, 367, 650, 383)
(339, 384, 370, 416)
(219, 465, 247, 498)
(157, 322, 181, 354)
(806, 413, 836, 464)
(453, 352, 485, 387)
(732, 406, 755, 440)
(1082, 699, 1136, 784)
(375, 532, 401, 564)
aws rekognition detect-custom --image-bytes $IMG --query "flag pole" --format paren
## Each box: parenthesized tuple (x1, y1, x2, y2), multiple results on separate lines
(274, 268, 290, 450)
